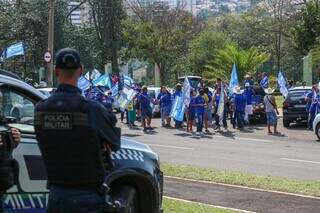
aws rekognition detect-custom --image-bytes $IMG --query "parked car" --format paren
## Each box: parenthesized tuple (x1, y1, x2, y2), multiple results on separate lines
(1, 71, 163, 213)
(313, 114, 320, 140)
(148, 86, 161, 116)
(283, 86, 312, 127)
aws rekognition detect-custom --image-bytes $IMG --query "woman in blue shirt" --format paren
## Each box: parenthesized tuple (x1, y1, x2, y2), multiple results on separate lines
(159, 87, 172, 127)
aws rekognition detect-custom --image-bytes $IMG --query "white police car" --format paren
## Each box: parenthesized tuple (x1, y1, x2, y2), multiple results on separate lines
(0, 70, 163, 213)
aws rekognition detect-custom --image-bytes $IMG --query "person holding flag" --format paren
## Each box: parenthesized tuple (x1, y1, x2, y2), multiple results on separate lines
(213, 83, 228, 130)
(260, 72, 269, 89)
(172, 83, 183, 129)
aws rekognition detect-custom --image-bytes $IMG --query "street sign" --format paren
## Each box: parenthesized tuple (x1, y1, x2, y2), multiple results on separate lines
(44, 51, 52, 63)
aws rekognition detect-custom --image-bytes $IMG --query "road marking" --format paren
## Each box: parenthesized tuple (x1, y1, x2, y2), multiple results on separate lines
(281, 158, 320, 165)
(165, 176, 320, 200)
(164, 196, 256, 213)
(146, 144, 194, 150)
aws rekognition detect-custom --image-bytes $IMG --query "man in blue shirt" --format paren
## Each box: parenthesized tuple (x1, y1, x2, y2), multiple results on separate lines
(157, 86, 166, 127)
(195, 89, 206, 136)
(243, 82, 254, 125)
(101, 90, 114, 113)
(187, 90, 197, 133)
(244, 74, 254, 88)
(234, 86, 247, 129)
(160, 88, 172, 127)
(138, 86, 153, 132)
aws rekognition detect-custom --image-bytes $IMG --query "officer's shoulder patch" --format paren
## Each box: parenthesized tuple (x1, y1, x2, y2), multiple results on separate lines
(42, 113, 73, 130)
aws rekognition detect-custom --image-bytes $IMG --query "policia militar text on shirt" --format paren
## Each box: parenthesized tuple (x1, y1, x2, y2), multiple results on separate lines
(34, 48, 121, 212)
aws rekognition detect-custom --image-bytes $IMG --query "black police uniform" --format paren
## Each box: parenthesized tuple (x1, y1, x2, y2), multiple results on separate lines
(34, 48, 121, 212)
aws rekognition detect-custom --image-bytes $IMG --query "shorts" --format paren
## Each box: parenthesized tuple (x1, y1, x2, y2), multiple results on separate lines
(141, 109, 152, 120)
(266, 111, 277, 125)
(162, 106, 171, 117)
(245, 105, 253, 115)
(189, 111, 196, 122)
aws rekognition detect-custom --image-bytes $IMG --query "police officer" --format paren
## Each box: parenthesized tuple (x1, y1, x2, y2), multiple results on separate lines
(34, 48, 121, 213)
(0, 89, 21, 213)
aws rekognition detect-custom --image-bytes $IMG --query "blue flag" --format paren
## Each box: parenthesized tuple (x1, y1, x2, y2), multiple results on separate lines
(93, 74, 112, 88)
(111, 82, 119, 97)
(182, 77, 191, 106)
(78, 76, 91, 92)
(5, 42, 24, 59)
(277, 71, 288, 97)
(117, 86, 137, 111)
(260, 74, 269, 89)
(85, 69, 101, 81)
(229, 64, 239, 95)
(170, 95, 185, 122)
(123, 75, 134, 87)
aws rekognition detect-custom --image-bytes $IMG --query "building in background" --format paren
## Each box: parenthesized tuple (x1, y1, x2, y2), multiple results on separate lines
(68, 1, 91, 26)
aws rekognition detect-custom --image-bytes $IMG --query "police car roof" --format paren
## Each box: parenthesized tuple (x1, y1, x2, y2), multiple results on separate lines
(0, 71, 46, 100)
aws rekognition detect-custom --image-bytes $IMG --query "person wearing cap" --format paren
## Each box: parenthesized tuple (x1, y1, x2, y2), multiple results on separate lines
(138, 86, 153, 132)
(173, 83, 183, 129)
(244, 74, 254, 88)
(234, 86, 247, 129)
(101, 90, 114, 113)
(263, 87, 280, 134)
(243, 82, 255, 125)
(34, 48, 121, 212)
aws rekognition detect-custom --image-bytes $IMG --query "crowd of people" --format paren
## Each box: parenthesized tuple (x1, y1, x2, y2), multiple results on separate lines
(81, 73, 283, 136)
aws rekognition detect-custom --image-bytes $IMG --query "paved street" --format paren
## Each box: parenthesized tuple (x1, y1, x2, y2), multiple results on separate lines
(119, 115, 320, 181)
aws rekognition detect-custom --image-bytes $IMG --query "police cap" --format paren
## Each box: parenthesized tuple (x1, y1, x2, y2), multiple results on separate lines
(55, 48, 82, 70)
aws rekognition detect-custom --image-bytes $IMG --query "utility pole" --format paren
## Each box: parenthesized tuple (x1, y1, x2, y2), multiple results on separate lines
(47, 0, 55, 87)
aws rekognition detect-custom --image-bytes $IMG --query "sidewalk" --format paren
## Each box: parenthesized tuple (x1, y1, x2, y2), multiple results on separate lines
(164, 176, 320, 213)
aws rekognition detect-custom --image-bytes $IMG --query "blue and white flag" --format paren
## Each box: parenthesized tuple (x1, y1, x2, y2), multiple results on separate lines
(182, 77, 191, 106)
(85, 69, 101, 81)
(93, 74, 112, 88)
(170, 95, 185, 122)
(111, 82, 119, 97)
(78, 76, 91, 91)
(117, 86, 137, 111)
(4, 42, 25, 59)
(123, 75, 134, 87)
(260, 74, 269, 89)
(217, 85, 225, 122)
(277, 71, 288, 97)
(229, 64, 239, 95)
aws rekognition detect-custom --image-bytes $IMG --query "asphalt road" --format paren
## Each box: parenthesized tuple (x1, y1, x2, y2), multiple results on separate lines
(164, 176, 320, 213)
(119, 116, 320, 181)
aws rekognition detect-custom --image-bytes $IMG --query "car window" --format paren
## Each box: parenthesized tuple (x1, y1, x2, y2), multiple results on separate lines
(1, 88, 35, 125)
(288, 90, 311, 101)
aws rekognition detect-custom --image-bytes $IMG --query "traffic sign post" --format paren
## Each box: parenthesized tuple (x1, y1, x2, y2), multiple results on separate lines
(44, 51, 52, 63)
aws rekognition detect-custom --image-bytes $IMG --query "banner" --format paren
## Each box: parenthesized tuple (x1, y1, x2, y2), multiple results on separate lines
(217, 85, 225, 121)
(111, 82, 119, 97)
(182, 77, 191, 106)
(3, 42, 24, 59)
(229, 64, 239, 95)
(170, 95, 185, 122)
(277, 71, 288, 97)
(117, 86, 136, 111)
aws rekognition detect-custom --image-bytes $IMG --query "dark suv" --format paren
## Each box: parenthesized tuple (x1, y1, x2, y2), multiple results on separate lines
(0, 70, 163, 213)
(283, 86, 312, 127)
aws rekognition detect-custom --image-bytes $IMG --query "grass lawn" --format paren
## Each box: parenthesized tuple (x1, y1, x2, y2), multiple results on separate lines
(275, 95, 284, 108)
(163, 197, 237, 213)
(162, 163, 320, 197)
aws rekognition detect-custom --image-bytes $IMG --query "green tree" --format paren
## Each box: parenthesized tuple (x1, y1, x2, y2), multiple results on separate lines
(204, 44, 269, 83)
(294, 0, 320, 54)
